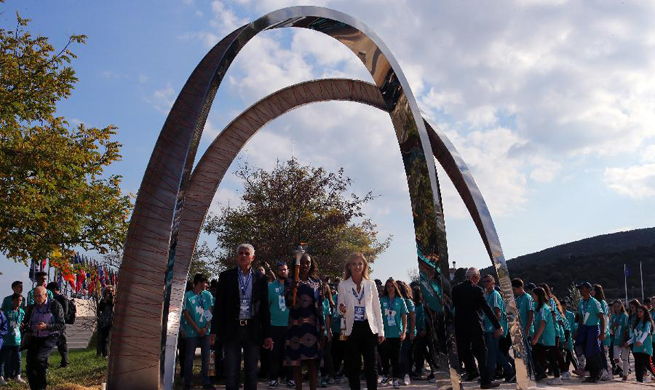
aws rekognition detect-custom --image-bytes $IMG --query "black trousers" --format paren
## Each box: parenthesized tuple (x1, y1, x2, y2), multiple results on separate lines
(269, 325, 291, 381)
(321, 335, 334, 378)
(331, 336, 345, 375)
(97, 326, 111, 357)
(533, 344, 560, 379)
(57, 328, 69, 366)
(26, 335, 58, 390)
(344, 321, 378, 390)
(635, 352, 650, 382)
(455, 325, 490, 384)
(178, 335, 187, 378)
(379, 338, 401, 378)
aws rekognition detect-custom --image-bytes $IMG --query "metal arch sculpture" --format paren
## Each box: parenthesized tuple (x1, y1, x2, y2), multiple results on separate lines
(163, 78, 530, 390)
(109, 6, 458, 390)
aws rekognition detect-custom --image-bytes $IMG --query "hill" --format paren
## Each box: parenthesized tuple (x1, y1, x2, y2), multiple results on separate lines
(480, 227, 655, 301)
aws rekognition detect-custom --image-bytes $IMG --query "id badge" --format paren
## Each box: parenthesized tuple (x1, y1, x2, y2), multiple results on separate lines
(583, 312, 590, 324)
(387, 310, 396, 326)
(354, 306, 365, 322)
(278, 294, 286, 311)
(204, 310, 213, 322)
(240, 298, 251, 317)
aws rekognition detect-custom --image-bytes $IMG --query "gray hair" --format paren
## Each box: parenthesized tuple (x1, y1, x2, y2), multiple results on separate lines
(236, 243, 255, 255)
(465, 267, 480, 280)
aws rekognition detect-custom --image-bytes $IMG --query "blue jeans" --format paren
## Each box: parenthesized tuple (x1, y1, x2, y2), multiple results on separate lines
(485, 332, 514, 379)
(184, 335, 211, 387)
(224, 327, 260, 390)
(0, 345, 20, 378)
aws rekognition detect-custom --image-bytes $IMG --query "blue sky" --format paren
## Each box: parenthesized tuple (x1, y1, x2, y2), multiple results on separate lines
(2, 0, 654, 290)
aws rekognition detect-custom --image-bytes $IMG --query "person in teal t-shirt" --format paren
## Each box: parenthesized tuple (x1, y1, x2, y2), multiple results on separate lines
(267, 262, 293, 387)
(574, 282, 606, 382)
(609, 300, 630, 379)
(481, 275, 514, 383)
(182, 274, 214, 389)
(1, 281, 26, 313)
(631, 305, 654, 382)
(319, 282, 334, 388)
(531, 287, 561, 384)
(26, 272, 53, 306)
(0, 294, 24, 384)
(379, 278, 407, 388)
(512, 279, 534, 338)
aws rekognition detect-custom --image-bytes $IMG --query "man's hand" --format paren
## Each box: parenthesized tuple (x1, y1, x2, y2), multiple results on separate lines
(198, 328, 207, 337)
(378, 335, 385, 344)
(210, 334, 216, 346)
(494, 328, 502, 338)
(35, 322, 47, 330)
(263, 337, 274, 350)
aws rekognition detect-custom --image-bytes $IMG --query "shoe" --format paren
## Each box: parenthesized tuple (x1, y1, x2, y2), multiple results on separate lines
(644, 376, 652, 383)
(14, 376, 26, 384)
(427, 373, 436, 383)
(560, 371, 571, 380)
(547, 377, 563, 385)
(320, 379, 327, 388)
(269, 380, 279, 388)
(583, 377, 598, 383)
(572, 368, 585, 377)
(600, 369, 612, 381)
(202, 385, 217, 390)
(535, 374, 547, 382)
(286, 379, 296, 388)
(392, 379, 401, 389)
(380, 376, 390, 385)
(0, 377, 6, 385)
(622, 375, 628, 381)
(465, 371, 480, 381)
(403, 374, 410, 385)
(480, 381, 500, 389)
(504, 374, 516, 383)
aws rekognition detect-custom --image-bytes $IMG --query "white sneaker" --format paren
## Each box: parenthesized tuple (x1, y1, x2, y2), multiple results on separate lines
(561, 371, 571, 380)
(0, 377, 7, 385)
(547, 377, 563, 385)
(392, 379, 401, 389)
(14, 376, 26, 384)
(600, 369, 612, 381)
(644, 376, 652, 383)
(403, 374, 410, 386)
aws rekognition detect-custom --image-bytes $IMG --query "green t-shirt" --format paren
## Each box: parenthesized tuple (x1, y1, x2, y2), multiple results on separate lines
(2, 308, 24, 347)
(381, 296, 408, 338)
(578, 297, 603, 326)
(405, 298, 416, 336)
(1, 295, 26, 312)
(483, 290, 505, 333)
(27, 288, 53, 306)
(515, 292, 534, 336)
(632, 321, 653, 356)
(610, 313, 629, 346)
(268, 280, 289, 327)
(535, 304, 556, 347)
(183, 290, 214, 338)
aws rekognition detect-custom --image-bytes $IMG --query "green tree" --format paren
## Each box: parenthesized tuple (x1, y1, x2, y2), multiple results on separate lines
(0, 14, 132, 264)
(202, 158, 391, 278)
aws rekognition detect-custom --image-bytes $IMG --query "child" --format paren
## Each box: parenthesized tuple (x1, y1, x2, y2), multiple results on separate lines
(629, 305, 653, 383)
(531, 287, 561, 385)
(379, 278, 407, 389)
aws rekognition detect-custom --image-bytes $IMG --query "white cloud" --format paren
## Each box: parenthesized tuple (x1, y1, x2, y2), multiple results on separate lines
(604, 163, 655, 199)
(146, 83, 176, 114)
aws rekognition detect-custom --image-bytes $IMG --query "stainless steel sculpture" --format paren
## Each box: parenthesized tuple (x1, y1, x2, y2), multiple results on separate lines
(109, 6, 527, 390)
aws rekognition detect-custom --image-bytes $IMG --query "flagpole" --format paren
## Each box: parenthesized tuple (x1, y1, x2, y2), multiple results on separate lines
(624, 264, 629, 303)
(640, 261, 644, 302)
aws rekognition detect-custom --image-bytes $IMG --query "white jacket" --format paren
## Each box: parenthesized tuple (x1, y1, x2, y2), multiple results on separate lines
(337, 277, 384, 337)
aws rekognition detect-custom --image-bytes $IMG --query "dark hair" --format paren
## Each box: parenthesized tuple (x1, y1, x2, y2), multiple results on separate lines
(593, 284, 606, 302)
(35, 271, 47, 278)
(11, 293, 22, 302)
(634, 304, 655, 332)
(397, 280, 413, 300)
(612, 299, 626, 314)
(629, 299, 641, 314)
(46, 282, 59, 292)
(185, 281, 193, 292)
(412, 285, 423, 304)
(374, 279, 382, 286)
(11, 281, 22, 288)
(193, 273, 208, 285)
(511, 278, 524, 288)
(533, 287, 548, 311)
(382, 278, 403, 298)
(290, 253, 318, 279)
(538, 283, 564, 317)
(322, 283, 335, 309)
(276, 261, 288, 270)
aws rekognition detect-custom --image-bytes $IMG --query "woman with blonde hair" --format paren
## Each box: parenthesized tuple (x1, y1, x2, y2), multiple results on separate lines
(337, 253, 384, 390)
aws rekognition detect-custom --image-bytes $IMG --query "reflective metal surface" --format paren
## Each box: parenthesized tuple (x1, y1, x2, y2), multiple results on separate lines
(109, 7, 459, 389)
(166, 78, 529, 389)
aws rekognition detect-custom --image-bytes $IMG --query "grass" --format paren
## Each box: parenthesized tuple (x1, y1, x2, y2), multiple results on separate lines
(4, 332, 107, 390)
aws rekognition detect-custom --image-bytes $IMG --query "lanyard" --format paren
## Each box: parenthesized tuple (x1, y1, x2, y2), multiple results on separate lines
(197, 292, 205, 309)
(582, 299, 590, 315)
(389, 296, 396, 311)
(352, 286, 365, 305)
(238, 269, 252, 296)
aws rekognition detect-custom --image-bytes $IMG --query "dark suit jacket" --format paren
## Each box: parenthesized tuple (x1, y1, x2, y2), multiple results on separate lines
(212, 267, 270, 342)
(452, 280, 500, 333)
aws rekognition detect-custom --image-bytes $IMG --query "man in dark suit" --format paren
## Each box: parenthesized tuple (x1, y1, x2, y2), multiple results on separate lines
(211, 243, 274, 390)
(452, 267, 501, 389)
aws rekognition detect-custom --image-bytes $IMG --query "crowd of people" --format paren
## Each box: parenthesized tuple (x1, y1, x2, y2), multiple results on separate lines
(177, 244, 655, 390)
(0, 271, 115, 390)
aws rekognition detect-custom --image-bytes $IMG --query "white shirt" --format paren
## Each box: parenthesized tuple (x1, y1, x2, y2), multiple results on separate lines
(337, 277, 384, 337)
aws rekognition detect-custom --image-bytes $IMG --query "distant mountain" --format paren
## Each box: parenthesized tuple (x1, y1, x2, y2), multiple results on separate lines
(480, 227, 655, 301)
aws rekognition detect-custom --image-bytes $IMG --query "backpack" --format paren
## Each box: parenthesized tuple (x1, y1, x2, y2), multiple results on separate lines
(65, 298, 76, 325)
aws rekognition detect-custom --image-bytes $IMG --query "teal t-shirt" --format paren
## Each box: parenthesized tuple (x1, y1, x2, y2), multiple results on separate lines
(268, 280, 289, 327)
(1, 295, 26, 312)
(565, 310, 577, 336)
(415, 303, 426, 331)
(578, 297, 603, 326)
(483, 290, 505, 333)
(610, 313, 629, 346)
(515, 292, 534, 336)
(321, 299, 332, 336)
(331, 292, 342, 335)
(27, 288, 53, 306)
(405, 298, 416, 336)
(632, 321, 653, 356)
(3, 308, 24, 347)
(600, 300, 611, 346)
(535, 304, 556, 347)
(381, 296, 408, 338)
(183, 290, 214, 338)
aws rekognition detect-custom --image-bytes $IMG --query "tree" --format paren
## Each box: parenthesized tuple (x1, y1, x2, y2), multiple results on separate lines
(202, 158, 391, 278)
(0, 14, 132, 264)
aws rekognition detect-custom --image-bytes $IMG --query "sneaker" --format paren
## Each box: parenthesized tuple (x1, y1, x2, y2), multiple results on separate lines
(600, 369, 612, 381)
(320, 378, 327, 388)
(286, 379, 296, 388)
(269, 380, 279, 389)
(0, 377, 6, 385)
(464, 372, 480, 382)
(403, 374, 410, 386)
(427, 373, 436, 383)
(644, 376, 652, 383)
(535, 374, 547, 382)
(547, 377, 563, 385)
(14, 376, 26, 384)
(327, 377, 335, 385)
(561, 371, 571, 380)
(583, 377, 598, 383)
(380, 376, 390, 385)
(392, 379, 401, 389)
(504, 374, 516, 383)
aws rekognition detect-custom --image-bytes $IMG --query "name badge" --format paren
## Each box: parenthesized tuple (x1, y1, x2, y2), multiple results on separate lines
(583, 312, 590, 324)
(204, 310, 213, 322)
(354, 306, 365, 322)
(240, 298, 251, 318)
(278, 294, 286, 311)
(386, 309, 396, 326)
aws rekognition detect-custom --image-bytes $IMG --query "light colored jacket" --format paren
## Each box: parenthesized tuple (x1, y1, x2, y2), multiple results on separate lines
(337, 277, 384, 337)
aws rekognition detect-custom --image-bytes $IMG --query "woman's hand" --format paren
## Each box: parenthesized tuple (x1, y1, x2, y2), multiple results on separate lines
(399, 333, 406, 342)
(339, 303, 347, 315)
(378, 335, 385, 344)
(636, 341, 643, 347)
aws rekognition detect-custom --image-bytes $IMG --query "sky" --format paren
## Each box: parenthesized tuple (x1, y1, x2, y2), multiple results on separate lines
(2, 0, 655, 290)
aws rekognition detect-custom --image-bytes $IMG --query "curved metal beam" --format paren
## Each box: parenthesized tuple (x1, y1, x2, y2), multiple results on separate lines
(165, 78, 529, 389)
(110, 7, 459, 389)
